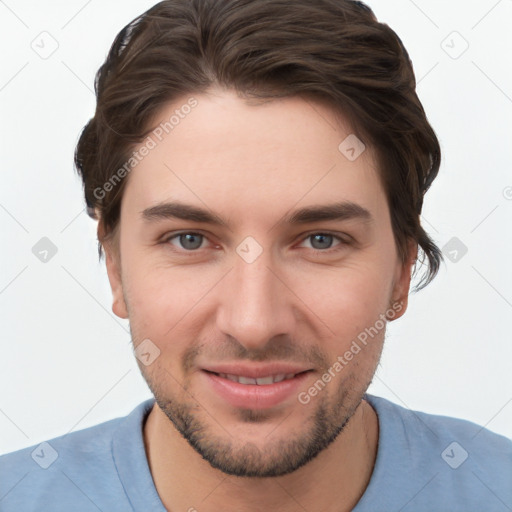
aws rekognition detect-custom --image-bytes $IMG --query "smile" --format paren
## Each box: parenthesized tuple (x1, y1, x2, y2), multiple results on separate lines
(201, 369, 313, 409)
(212, 372, 299, 385)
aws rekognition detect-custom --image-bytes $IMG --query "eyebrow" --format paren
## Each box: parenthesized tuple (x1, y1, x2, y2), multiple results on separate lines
(284, 201, 373, 225)
(141, 202, 228, 226)
(140, 200, 373, 227)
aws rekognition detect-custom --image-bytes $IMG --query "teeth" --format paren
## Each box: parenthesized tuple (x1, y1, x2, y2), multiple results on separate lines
(256, 376, 274, 385)
(238, 376, 257, 385)
(217, 373, 297, 385)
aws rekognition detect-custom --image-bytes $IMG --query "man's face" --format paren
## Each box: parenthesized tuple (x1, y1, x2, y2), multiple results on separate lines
(105, 88, 413, 477)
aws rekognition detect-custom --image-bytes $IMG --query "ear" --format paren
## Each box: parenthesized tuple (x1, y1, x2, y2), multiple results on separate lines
(99, 225, 129, 320)
(387, 239, 418, 321)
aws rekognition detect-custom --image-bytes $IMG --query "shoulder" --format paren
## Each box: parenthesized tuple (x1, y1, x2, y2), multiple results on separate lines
(0, 411, 125, 469)
(357, 394, 512, 512)
(368, 392, 512, 449)
(0, 399, 154, 512)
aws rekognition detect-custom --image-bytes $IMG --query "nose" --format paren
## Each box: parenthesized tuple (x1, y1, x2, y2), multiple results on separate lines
(215, 248, 296, 352)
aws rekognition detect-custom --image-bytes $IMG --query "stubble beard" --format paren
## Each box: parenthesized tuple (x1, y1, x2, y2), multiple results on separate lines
(143, 365, 374, 478)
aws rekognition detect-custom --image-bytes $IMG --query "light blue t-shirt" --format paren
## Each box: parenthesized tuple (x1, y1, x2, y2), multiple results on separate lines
(1, 394, 511, 511)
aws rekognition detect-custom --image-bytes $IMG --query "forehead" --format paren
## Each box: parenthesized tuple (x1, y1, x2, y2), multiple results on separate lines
(121, 88, 387, 224)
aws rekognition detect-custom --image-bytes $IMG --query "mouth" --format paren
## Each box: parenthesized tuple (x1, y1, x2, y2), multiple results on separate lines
(200, 366, 314, 409)
(204, 370, 308, 385)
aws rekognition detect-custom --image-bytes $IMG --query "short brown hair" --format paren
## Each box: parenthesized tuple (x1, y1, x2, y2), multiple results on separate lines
(74, 0, 443, 291)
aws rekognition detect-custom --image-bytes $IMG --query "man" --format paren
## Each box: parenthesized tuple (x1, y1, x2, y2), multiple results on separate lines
(1, 0, 511, 510)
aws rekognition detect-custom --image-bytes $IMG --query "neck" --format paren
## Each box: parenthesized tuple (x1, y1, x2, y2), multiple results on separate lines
(143, 399, 378, 512)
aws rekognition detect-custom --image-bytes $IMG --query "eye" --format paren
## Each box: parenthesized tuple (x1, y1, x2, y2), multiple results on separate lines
(162, 231, 351, 254)
(165, 232, 206, 251)
(298, 232, 348, 251)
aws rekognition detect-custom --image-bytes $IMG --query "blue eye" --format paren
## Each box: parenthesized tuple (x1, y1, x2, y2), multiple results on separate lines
(300, 233, 345, 251)
(167, 232, 205, 250)
(309, 233, 335, 250)
(162, 231, 350, 254)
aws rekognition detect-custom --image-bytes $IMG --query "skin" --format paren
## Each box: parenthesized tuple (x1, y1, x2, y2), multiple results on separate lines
(102, 87, 416, 512)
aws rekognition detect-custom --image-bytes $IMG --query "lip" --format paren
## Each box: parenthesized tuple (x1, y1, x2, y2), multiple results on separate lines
(202, 363, 312, 379)
(201, 367, 313, 409)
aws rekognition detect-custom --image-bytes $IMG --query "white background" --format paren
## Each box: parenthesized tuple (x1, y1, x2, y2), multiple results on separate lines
(1, 0, 511, 455)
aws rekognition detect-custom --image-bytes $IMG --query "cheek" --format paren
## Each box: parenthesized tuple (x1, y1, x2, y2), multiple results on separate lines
(125, 276, 189, 333)
(122, 257, 214, 356)
(291, 262, 392, 349)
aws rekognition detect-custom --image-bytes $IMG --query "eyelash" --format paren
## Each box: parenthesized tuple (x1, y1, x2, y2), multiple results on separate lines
(162, 231, 352, 254)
